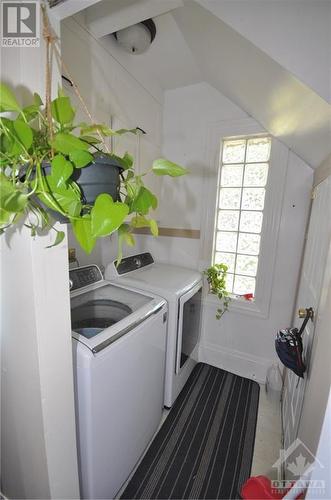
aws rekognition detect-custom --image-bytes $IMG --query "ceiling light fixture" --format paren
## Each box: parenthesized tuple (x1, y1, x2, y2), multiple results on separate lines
(113, 19, 156, 55)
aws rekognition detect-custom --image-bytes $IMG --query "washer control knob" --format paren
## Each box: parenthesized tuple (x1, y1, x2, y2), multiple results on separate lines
(69, 278, 74, 290)
(134, 257, 142, 268)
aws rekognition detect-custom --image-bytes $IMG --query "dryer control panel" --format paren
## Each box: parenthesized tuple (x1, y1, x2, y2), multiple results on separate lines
(115, 253, 154, 275)
(69, 265, 103, 291)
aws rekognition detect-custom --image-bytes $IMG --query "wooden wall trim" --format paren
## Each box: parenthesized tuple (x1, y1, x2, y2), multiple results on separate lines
(132, 227, 200, 239)
(314, 153, 331, 187)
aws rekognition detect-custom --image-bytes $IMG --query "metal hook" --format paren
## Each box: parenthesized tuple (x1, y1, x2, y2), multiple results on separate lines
(136, 127, 146, 134)
(298, 307, 314, 321)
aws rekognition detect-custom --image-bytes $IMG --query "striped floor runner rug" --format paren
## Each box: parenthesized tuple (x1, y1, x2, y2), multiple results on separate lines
(121, 363, 260, 499)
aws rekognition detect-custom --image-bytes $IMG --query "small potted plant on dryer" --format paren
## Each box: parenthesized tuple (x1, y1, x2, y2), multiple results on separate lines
(204, 263, 231, 319)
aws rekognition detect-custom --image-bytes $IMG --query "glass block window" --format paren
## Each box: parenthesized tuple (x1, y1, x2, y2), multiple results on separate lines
(213, 136, 271, 297)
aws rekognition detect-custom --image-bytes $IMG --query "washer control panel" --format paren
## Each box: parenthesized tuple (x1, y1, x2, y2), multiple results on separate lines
(69, 265, 103, 291)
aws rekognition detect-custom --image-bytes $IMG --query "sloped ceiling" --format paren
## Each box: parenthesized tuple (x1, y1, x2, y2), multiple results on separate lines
(172, 1, 331, 169)
(197, 0, 331, 104)
(68, 0, 331, 168)
(98, 11, 201, 92)
(85, 0, 183, 38)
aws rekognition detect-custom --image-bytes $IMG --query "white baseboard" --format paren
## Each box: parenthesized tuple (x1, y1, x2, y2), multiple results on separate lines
(198, 341, 273, 384)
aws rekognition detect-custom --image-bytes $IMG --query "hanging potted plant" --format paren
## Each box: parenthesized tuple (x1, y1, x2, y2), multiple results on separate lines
(0, 83, 188, 260)
(204, 263, 231, 319)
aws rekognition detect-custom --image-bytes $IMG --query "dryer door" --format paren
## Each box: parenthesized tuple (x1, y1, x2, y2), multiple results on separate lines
(175, 282, 202, 374)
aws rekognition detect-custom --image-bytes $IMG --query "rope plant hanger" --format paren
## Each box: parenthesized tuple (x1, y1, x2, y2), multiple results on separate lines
(41, 5, 110, 153)
(0, 6, 188, 259)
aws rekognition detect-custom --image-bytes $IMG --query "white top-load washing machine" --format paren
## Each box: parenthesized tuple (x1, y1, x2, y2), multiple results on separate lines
(105, 253, 203, 408)
(70, 265, 167, 499)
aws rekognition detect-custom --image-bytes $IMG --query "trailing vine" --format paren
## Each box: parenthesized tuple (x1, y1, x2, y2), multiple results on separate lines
(204, 263, 231, 319)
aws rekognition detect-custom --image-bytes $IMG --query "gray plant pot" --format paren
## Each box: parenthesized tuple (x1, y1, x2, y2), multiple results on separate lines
(31, 153, 122, 223)
(71, 152, 122, 205)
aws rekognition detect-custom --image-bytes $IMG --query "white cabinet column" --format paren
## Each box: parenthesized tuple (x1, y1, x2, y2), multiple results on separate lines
(0, 5, 79, 498)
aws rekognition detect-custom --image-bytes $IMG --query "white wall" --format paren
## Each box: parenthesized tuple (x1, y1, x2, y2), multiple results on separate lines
(61, 14, 162, 164)
(161, 83, 247, 229)
(137, 82, 313, 382)
(61, 15, 165, 268)
(133, 82, 246, 269)
(0, 10, 80, 498)
(198, 0, 331, 104)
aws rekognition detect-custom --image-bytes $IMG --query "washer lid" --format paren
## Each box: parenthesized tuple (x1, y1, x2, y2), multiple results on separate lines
(106, 260, 202, 298)
(71, 281, 165, 352)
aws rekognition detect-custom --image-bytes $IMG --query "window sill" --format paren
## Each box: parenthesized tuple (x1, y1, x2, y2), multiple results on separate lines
(203, 291, 269, 319)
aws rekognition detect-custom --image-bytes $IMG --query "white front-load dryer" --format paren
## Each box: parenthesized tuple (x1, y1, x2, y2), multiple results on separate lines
(105, 253, 203, 408)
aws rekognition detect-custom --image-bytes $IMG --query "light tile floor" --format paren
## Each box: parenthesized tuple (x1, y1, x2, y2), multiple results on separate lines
(251, 384, 282, 480)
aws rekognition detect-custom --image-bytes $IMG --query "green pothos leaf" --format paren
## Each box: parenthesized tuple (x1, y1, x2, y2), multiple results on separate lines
(51, 96, 75, 125)
(115, 128, 139, 136)
(80, 124, 117, 137)
(46, 231, 65, 248)
(33, 93, 43, 106)
(124, 175, 141, 202)
(37, 176, 82, 218)
(80, 135, 102, 145)
(51, 133, 90, 155)
(152, 158, 188, 177)
(130, 215, 158, 236)
(0, 118, 24, 155)
(50, 154, 73, 188)
(130, 187, 157, 215)
(149, 218, 158, 236)
(117, 224, 136, 266)
(0, 83, 21, 112)
(69, 149, 93, 168)
(130, 215, 148, 228)
(91, 193, 129, 238)
(71, 215, 96, 254)
(0, 207, 12, 226)
(110, 151, 134, 170)
(18, 104, 39, 122)
(13, 120, 33, 150)
(0, 173, 28, 212)
(122, 152, 134, 169)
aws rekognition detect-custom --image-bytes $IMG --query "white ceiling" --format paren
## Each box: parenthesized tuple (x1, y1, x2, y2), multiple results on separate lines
(85, 0, 183, 38)
(69, 0, 331, 168)
(99, 11, 201, 92)
(197, 0, 331, 104)
(173, 1, 331, 169)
